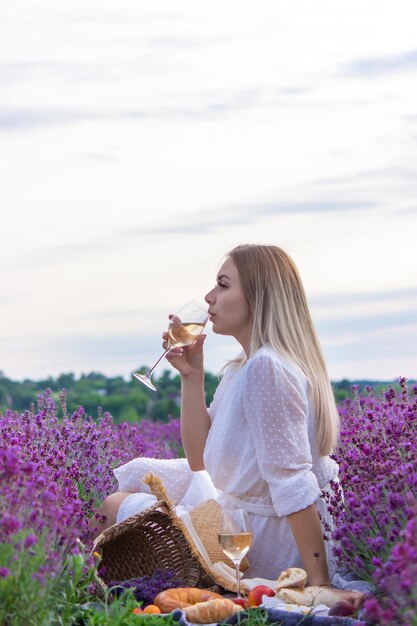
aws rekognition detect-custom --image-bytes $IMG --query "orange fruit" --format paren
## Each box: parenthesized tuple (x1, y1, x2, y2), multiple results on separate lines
(143, 605, 162, 614)
(132, 607, 144, 614)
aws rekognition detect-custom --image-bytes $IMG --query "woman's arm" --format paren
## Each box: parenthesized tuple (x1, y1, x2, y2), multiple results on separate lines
(164, 332, 211, 471)
(288, 504, 366, 608)
(287, 503, 331, 586)
(181, 373, 211, 471)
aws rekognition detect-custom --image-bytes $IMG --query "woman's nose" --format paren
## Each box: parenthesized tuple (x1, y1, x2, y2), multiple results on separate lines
(205, 289, 214, 304)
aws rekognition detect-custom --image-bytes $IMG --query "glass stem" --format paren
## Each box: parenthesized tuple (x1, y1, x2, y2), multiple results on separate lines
(234, 560, 242, 598)
(147, 348, 171, 377)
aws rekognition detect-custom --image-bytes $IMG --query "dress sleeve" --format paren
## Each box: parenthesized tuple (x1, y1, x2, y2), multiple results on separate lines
(243, 354, 321, 517)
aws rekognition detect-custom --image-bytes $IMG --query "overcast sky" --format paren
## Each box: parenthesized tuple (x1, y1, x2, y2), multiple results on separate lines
(1, 0, 417, 383)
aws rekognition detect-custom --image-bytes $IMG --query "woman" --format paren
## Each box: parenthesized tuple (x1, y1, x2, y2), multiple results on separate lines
(95, 244, 361, 603)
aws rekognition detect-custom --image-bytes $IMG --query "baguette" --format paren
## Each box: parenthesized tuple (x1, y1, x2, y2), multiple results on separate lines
(277, 585, 356, 608)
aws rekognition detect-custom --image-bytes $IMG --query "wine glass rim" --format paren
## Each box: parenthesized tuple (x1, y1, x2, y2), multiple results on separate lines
(178, 300, 208, 313)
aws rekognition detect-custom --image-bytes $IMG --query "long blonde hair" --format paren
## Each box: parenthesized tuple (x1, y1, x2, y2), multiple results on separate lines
(228, 244, 339, 455)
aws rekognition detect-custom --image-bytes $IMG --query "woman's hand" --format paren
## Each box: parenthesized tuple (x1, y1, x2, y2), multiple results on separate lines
(163, 315, 206, 379)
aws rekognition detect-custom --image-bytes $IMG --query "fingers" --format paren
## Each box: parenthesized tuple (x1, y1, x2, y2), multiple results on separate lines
(161, 332, 207, 352)
(192, 334, 207, 347)
(352, 592, 365, 609)
(165, 347, 183, 359)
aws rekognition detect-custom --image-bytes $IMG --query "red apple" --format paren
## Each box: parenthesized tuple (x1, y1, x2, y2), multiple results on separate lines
(328, 601, 356, 617)
(247, 585, 275, 607)
(232, 598, 251, 609)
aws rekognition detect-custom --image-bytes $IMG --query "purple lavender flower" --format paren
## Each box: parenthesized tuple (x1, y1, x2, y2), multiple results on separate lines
(109, 569, 184, 606)
(0, 389, 183, 579)
(362, 516, 417, 625)
(323, 379, 417, 624)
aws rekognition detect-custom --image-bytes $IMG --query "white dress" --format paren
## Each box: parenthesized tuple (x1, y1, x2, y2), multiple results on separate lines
(114, 344, 339, 580)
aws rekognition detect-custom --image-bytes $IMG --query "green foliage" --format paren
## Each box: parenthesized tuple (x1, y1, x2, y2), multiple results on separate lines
(1, 368, 409, 422)
(223, 607, 284, 626)
(78, 598, 178, 626)
(0, 369, 220, 422)
(0, 531, 183, 626)
(0, 532, 98, 626)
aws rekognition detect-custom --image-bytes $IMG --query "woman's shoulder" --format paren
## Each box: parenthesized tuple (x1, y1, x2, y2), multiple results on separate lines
(249, 344, 304, 373)
(245, 345, 308, 390)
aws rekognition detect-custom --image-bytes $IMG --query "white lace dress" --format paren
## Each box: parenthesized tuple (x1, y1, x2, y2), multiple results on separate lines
(114, 344, 339, 580)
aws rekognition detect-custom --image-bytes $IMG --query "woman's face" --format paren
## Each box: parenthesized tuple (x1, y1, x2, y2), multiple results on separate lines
(204, 257, 251, 351)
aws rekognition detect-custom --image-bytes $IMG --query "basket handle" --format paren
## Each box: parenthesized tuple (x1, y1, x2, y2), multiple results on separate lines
(142, 472, 176, 514)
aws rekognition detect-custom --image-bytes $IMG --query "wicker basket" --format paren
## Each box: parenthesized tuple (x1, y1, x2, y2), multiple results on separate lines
(93, 473, 242, 592)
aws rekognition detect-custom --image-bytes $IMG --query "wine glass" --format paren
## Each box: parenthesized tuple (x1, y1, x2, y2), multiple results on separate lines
(132, 300, 209, 391)
(218, 508, 252, 598)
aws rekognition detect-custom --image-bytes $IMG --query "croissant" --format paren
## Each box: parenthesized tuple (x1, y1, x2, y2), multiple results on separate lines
(275, 567, 307, 592)
(154, 588, 223, 613)
(185, 598, 243, 624)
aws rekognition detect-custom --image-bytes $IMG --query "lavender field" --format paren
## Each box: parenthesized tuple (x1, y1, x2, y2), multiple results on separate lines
(1, 381, 417, 625)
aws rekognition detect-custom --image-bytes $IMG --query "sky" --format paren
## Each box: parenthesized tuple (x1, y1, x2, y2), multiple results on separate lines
(1, 0, 417, 383)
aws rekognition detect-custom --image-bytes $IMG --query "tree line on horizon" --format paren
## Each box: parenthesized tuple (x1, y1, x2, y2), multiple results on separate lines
(0, 368, 410, 422)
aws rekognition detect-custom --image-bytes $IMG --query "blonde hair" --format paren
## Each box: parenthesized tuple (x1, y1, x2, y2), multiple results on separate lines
(228, 244, 339, 455)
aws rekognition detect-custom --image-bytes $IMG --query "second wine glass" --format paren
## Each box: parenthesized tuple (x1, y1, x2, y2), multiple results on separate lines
(132, 300, 209, 391)
(218, 508, 252, 598)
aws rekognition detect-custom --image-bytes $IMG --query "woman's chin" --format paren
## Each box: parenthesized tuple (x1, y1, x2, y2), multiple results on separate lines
(211, 326, 227, 336)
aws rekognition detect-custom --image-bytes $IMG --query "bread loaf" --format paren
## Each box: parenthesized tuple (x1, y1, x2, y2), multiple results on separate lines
(275, 567, 307, 592)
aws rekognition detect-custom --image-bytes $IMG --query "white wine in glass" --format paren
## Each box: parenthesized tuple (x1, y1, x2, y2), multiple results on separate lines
(132, 300, 209, 391)
(218, 509, 252, 598)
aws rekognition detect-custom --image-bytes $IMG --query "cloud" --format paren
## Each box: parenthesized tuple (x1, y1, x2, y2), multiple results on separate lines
(309, 286, 417, 308)
(0, 81, 310, 132)
(0, 89, 288, 133)
(312, 288, 417, 342)
(314, 167, 417, 186)
(323, 323, 417, 368)
(121, 90, 263, 121)
(310, 288, 417, 376)
(119, 199, 376, 238)
(341, 49, 417, 78)
(0, 60, 113, 86)
(125, 213, 251, 236)
(0, 107, 96, 130)
(0, 293, 26, 305)
(53, 333, 146, 359)
(81, 152, 119, 162)
(0, 332, 158, 381)
(149, 36, 210, 49)
(317, 308, 417, 335)
(5, 242, 111, 269)
(91, 307, 163, 320)
(398, 206, 417, 214)
(250, 200, 377, 215)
